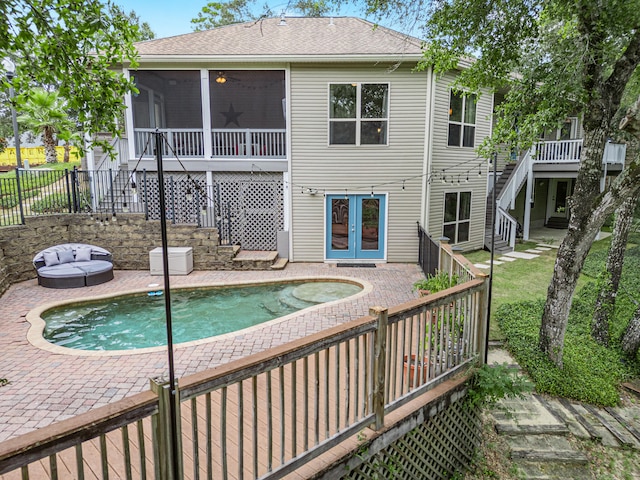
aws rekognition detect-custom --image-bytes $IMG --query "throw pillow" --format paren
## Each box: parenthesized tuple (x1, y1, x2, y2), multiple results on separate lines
(57, 249, 76, 264)
(75, 246, 92, 262)
(43, 251, 60, 267)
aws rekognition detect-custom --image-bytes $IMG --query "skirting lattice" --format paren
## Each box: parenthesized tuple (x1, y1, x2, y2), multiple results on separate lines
(343, 401, 481, 479)
(130, 171, 283, 250)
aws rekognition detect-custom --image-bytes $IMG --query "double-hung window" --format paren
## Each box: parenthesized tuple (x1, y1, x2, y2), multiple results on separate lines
(443, 191, 471, 243)
(448, 91, 477, 147)
(329, 83, 389, 145)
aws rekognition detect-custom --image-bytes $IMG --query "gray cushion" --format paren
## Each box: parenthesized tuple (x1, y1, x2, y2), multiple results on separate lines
(43, 251, 60, 267)
(74, 260, 113, 275)
(37, 264, 85, 279)
(57, 249, 75, 264)
(75, 246, 92, 262)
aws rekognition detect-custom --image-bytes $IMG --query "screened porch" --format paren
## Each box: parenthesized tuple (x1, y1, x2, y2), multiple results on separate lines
(130, 70, 287, 160)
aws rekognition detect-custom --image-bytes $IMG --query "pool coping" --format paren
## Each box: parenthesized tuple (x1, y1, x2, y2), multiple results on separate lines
(26, 275, 373, 357)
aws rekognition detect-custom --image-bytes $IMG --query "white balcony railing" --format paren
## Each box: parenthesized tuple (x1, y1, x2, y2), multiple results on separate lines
(133, 128, 287, 160)
(533, 139, 626, 165)
(534, 139, 583, 163)
(134, 128, 205, 158)
(212, 128, 286, 159)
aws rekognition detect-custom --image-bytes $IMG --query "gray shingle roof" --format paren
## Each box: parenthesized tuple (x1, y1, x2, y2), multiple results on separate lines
(134, 17, 424, 59)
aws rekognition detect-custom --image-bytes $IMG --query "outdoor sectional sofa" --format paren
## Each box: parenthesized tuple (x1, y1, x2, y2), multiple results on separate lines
(32, 243, 114, 288)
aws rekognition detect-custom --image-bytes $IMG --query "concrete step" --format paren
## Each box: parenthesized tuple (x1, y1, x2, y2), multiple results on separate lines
(514, 460, 592, 479)
(270, 257, 288, 270)
(232, 250, 279, 270)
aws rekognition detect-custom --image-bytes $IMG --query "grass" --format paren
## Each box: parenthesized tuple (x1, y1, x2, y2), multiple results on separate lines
(0, 160, 81, 180)
(463, 235, 615, 341)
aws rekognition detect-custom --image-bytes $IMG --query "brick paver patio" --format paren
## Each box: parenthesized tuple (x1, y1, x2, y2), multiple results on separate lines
(0, 263, 423, 443)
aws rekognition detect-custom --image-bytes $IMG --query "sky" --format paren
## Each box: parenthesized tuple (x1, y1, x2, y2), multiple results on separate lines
(113, 0, 418, 39)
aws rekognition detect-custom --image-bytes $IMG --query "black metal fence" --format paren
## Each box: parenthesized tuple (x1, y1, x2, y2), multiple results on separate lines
(0, 168, 284, 249)
(0, 167, 91, 226)
(418, 222, 439, 277)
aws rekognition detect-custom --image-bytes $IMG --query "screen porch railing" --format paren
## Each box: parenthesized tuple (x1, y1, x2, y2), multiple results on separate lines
(133, 129, 286, 160)
(0, 244, 488, 480)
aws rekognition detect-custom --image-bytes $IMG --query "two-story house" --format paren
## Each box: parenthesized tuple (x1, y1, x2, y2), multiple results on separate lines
(94, 16, 495, 263)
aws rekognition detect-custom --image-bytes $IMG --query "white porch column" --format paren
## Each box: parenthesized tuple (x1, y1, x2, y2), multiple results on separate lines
(523, 169, 533, 240)
(201, 69, 212, 158)
(123, 69, 135, 164)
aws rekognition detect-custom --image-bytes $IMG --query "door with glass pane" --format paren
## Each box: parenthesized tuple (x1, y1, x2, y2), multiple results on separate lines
(326, 195, 386, 259)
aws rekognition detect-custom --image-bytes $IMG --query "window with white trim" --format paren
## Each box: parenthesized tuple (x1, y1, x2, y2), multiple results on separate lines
(329, 83, 388, 145)
(443, 191, 471, 243)
(448, 91, 477, 147)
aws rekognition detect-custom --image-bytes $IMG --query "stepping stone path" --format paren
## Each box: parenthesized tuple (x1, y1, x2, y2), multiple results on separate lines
(488, 347, 640, 479)
(474, 244, 557, 269)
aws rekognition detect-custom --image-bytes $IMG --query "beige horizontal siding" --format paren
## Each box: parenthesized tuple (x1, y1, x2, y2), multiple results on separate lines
(290, 63, 428, 262)
(427, 71, 493, 251)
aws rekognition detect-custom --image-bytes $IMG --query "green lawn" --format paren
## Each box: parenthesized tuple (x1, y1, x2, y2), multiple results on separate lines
(0, 160, 81, 180)
(463, 236, 613, 340)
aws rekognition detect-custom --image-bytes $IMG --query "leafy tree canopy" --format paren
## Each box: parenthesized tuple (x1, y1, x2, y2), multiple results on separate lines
(405, 0, 640, 156)
(191, 0, 333, 31)
(373, 0, 640, 367)
(0, 0, 139, 148)
(110, 5, 156, 41)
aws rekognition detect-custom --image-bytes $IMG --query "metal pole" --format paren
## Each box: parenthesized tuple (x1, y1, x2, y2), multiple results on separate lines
(8, 84, 22, 169)
(485, 154, 498, 363)
(154, 130, 180, 480)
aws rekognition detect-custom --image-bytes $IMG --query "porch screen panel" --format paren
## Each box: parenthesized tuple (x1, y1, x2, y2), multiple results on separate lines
(132, 70, 204, 157)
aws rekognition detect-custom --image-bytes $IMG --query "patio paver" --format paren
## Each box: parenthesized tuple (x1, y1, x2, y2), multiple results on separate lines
(0, 263, 424, 443)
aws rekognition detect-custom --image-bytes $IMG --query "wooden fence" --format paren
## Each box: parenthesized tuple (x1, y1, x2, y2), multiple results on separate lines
(0, 244, 488, 480)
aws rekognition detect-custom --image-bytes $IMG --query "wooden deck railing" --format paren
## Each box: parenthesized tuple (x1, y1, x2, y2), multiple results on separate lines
(0, 246, 488, 480)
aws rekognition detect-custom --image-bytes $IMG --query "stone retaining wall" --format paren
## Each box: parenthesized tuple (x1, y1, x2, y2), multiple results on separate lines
(0, 213, 236, 297)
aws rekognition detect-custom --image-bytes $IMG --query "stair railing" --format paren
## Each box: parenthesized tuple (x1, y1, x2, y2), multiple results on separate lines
(497, 149, 532, 211)
(495, 206, 517, 249)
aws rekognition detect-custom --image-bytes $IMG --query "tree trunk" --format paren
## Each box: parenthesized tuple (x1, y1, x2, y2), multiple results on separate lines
(621, 304, 640, 357)
(63, 141, 70, 163)
(43, 127, 58, 164)
(539, 118, 609, 367)
(592, 190, 640, 345)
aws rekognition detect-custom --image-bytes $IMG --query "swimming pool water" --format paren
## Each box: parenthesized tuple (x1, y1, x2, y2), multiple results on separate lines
(42, 281, 362, 351)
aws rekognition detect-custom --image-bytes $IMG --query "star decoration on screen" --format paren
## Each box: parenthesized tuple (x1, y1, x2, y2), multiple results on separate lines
(220, 103, 243, 127)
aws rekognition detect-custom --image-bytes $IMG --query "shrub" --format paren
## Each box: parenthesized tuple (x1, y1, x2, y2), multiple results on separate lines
(30, 193, 71, 213)
(496, 300, 632, 406)
(413, 270, 460, 293)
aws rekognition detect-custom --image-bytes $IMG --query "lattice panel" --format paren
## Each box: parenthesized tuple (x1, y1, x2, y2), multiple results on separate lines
(343, 401, 482, 479)
(142, 173, 208, 225)
(214, 172, 283, 250)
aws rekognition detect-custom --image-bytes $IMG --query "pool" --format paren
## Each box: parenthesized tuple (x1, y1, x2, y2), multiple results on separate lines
(36, 280, 363, 352)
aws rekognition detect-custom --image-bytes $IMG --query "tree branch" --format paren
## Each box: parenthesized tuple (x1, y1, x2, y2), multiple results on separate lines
(604, 28, 640, 107)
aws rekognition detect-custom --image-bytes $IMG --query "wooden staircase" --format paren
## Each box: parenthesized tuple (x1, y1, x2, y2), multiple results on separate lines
(485, 163, 517, 254)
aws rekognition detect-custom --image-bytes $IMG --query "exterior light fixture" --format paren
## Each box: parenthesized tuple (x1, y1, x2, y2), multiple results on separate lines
(215, 72, 227, 84)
